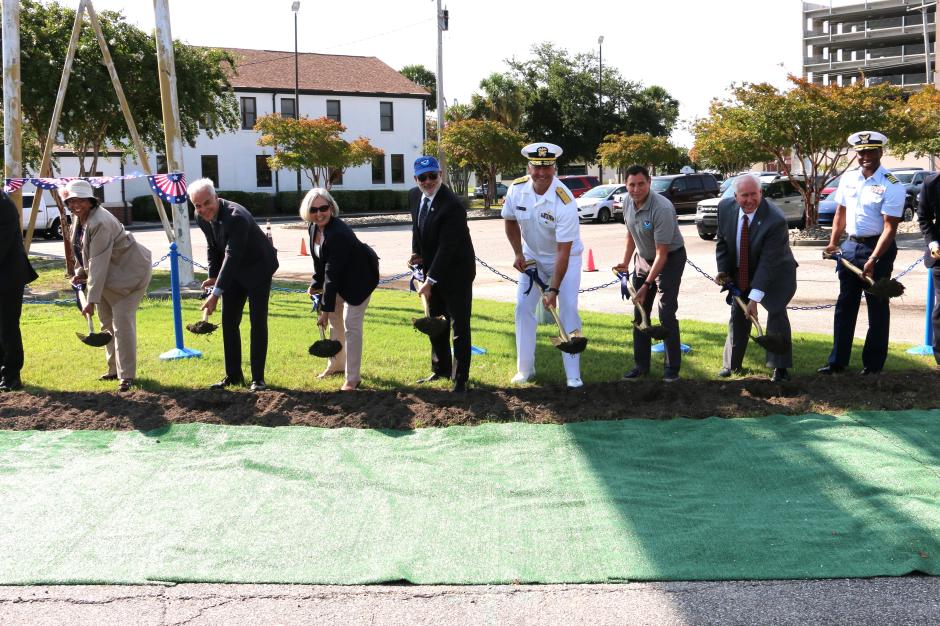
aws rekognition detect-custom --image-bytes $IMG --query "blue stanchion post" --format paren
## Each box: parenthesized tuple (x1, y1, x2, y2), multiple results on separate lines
(907, 268, 934, 356)
(159, 242, 202, 360)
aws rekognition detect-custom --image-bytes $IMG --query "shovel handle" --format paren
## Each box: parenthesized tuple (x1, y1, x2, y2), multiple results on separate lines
(527, 259, 571, 342)
(733, 295, 765, 337)
(419, 292, 432, 318)
(623, 273, 653, 330)
(201, 308, 210, 323)
(76, 286, 96, 332)
(837, 256, 875, 286)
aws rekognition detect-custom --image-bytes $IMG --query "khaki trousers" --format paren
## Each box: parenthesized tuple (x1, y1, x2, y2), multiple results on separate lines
(323, 294, 371, 385)
(97, 286, 147, 380)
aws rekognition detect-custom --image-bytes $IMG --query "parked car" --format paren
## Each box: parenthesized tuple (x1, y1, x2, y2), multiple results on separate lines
(19, 192, 68, 239)
(473, 182, 508, 200)
(891, 169, 936, 210)
(651, 173, 720, 213)
(694, 175, 806, 240)
(557, 175, 600, 198)
(820, 175, 841, 199)
(817, 199, 837, 226)
(576, 184, 626, 223)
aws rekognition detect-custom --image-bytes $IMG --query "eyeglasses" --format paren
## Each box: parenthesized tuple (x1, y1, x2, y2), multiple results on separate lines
(416, 172, 439, 183)
(309, 204, 331, 213)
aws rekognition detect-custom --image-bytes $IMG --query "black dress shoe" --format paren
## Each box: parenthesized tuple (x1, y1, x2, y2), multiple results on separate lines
(817, 364, 845, 375)
(417, 373, 449, 384)
(622, 367, 648, 380)
(210, 376, 245, 389)
(250, 380, 267, 392)
(0, 378, 23, 392)
(452, 380, 467, 393)
(860, 368, 880, 376)
(771, 368, 791, 383)
(118, 379, 133, 392)
(99, 373, 118, 381)
(718, 367, 743, 378)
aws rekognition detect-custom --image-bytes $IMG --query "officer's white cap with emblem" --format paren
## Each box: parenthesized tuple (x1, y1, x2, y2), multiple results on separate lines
(847, 131, 888, 151)
(522, 142, 563, 166)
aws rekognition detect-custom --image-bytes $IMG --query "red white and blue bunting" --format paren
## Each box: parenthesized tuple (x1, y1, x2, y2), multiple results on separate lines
(4, 171, 188, 203)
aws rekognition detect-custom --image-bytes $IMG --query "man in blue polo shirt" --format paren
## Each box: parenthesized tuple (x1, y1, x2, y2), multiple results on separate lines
(818, 131, 906, 376)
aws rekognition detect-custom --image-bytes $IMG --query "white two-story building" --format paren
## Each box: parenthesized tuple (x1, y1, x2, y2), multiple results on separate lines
(52, 47, 429, 207)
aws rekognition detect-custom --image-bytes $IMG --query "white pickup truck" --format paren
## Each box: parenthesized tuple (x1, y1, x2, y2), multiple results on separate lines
(19, 193, 69, 239)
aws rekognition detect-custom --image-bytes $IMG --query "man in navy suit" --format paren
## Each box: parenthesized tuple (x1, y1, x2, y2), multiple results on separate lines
(189, 178, 279, 391)
(0, 191, 38, 391)
(715, 174, 797, 382)
(409, 156, 476, 392)
(916, 171, 940, 367)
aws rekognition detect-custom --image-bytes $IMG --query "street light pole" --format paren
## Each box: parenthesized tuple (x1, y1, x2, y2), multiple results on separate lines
(597, 35, 604, 184)
(435, 0, 448, 183)
(292, 1, 301, 192)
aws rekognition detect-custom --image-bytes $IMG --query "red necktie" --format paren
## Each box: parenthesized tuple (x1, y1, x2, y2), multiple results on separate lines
(738, 214, 750, 293)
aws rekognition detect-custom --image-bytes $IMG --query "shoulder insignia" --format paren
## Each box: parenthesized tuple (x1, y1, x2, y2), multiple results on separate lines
(885, 173, 900, 185)
(555, 186, 572, 204)
(511, 176, 530, 186)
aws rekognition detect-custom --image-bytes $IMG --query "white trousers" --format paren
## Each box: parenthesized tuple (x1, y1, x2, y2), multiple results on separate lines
(514, 255, 582, 379)
(323, 294, 371, 385)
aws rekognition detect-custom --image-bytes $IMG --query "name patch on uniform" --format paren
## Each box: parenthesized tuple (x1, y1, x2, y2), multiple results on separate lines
(516, 206, 527, 211)
(642, 220, 653, 231)
(540, 212, 555, 223)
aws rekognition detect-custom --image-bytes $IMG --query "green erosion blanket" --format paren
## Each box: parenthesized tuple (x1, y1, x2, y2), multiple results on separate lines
(1, 410, 938, 584)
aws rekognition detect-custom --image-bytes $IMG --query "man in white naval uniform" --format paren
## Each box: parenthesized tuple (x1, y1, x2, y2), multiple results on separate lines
(502, 142, 584, 388)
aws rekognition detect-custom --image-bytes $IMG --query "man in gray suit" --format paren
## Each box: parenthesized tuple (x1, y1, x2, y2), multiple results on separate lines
(715, 174, 798, 382)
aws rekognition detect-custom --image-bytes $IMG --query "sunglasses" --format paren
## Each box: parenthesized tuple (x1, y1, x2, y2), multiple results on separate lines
(309, 204, 331, 213)
(416, 172, 439, 183)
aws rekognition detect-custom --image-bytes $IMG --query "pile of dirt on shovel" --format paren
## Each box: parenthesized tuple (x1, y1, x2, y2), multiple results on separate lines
(1, 371, 940, 431)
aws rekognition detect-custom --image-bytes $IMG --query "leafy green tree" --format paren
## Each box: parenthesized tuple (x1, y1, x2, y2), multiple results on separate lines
(471, 73, 525, 129)
(597, 133, 682, 178)
(440, 120, 525, 209)
(693, 76, 909, 228)
(400, 64, 436, 112)
(890, 86, 940, 159)
(9, 0, 238, 175)
(255, 114, 382, 190)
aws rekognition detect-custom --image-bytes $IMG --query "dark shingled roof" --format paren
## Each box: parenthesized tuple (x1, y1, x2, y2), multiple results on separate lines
(221, 47, 430, 98)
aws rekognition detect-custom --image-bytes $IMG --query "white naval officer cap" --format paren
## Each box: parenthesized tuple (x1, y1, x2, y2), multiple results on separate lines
(522, 142, 563, 166)
(847, 131, 888, 151)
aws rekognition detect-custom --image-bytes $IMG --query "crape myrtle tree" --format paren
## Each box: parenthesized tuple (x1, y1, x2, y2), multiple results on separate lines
(597, 133, 684, 179)
(255, 115, 383, 190)
(692, 76, 912, 229)
(7, 0, 238, 175)
(440, 119, 526, 210)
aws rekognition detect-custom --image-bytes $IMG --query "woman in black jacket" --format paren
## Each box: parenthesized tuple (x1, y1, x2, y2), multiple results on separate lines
(301, 188, 379, 390)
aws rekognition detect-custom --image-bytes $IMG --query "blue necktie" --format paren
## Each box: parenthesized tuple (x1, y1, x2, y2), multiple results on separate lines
(418, 196, 430, 232)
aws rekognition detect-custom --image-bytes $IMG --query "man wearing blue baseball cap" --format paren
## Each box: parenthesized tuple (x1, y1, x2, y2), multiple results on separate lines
(408, 156, 476, 392)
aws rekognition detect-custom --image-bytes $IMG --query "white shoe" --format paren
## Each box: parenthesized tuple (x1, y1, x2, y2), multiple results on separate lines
(510, 372, 533, 384)
(566, 377, 584, 388)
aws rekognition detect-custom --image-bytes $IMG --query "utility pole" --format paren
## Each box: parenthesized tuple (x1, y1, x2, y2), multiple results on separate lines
(2, 0, 22, 214)
(597, 35, 604, 184)
(153, 0, 194, 285)
(435, 0, 447, 182)
(292, 1, 301, 193)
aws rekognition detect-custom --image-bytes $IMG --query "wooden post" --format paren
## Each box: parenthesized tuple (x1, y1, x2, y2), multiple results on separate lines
(153, 0, 194, 284)
(84, 1, 174, 242)
(2, 0, 22, 221)
(23, 0, 86, 252)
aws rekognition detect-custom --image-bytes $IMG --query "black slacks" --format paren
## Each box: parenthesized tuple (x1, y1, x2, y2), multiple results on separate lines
(0, 286, 25, 382)
(427, 276, 474, 383)
(221, 279, 272, 382)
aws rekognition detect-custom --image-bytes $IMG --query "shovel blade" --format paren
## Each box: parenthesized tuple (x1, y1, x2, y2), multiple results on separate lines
(413, 316, 449, 339)
(186, 320, 219, 335)
(550, 335, 588, 354)
(633, 321, 669, 340)
(753, 333, 790, 356)
(867, 278, 905, 300)
(309, 339, 343, 358)
(77, 331, 113, 348)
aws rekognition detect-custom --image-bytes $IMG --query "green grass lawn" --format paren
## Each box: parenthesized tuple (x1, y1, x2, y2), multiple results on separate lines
(20, 260, 933, 392)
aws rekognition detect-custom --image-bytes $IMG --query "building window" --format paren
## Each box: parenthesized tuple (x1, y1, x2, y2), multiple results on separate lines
(371, 155, 385, 184)
(156, 154, 168, 174)
(241, 97, 257, 130)
(390, 154, 404, 184)
(380, 101, 393, 131)
(327, 99, 341, 122)
(256, 155, 272, 187)
(201, 155, 219, 187)
(281, 97, 296, 118)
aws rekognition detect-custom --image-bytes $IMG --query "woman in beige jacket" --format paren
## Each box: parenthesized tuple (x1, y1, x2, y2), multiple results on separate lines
(62, 179, 152, 391)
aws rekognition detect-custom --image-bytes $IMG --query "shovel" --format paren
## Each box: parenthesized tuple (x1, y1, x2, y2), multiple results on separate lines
(731, 294, 791, 356)
(187, 292, 219, 335)
(616, 268, 669, 340)
(525, 260, 588, 354)
(308, 293, 343, 358)
(74, 286, 113, 347)
(823, 251, 904, 300)
(408, 264, 449, 339)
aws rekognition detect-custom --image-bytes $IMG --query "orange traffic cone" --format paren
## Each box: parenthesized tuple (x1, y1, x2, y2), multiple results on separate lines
(584, 248, 598, 272)
(299, 238, 310, 256)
